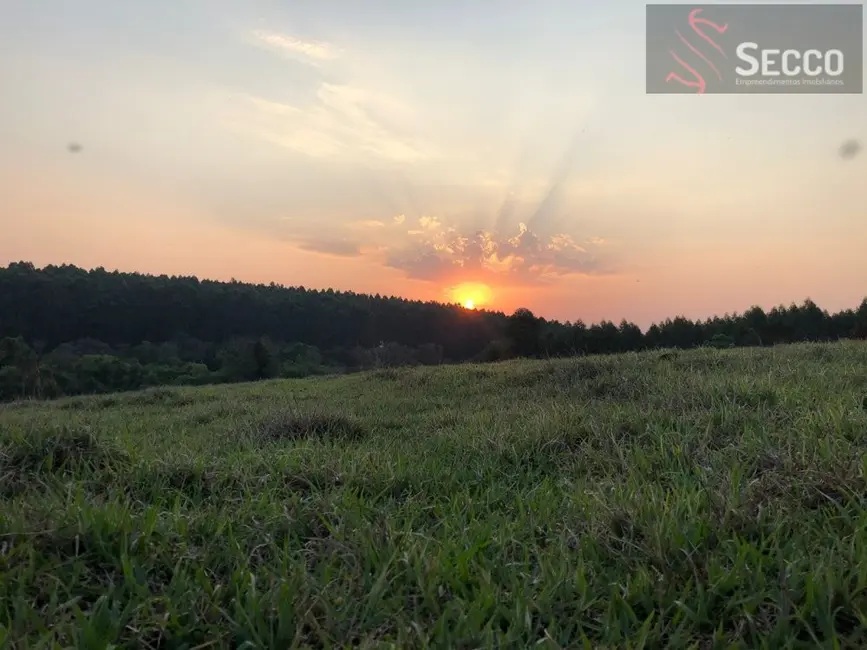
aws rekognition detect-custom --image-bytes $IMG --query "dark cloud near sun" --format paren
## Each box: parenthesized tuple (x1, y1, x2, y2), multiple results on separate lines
(296, 238, 362, 257)
(839, 139, 861, 160)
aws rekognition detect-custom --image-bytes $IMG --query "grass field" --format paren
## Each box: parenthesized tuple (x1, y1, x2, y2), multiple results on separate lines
(2, 342, 867, 648)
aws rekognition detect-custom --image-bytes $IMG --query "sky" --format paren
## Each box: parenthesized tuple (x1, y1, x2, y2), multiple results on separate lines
(1, 0, 865, 328)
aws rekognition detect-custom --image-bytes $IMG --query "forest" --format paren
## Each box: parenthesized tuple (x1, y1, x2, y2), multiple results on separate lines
(1, 261, 865, 401)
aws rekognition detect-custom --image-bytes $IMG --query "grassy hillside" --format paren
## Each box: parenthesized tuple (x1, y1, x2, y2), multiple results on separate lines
(2, 342, 867, 648)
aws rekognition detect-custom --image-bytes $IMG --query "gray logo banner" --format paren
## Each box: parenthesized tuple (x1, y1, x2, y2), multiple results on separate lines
(646, 4, 863, 94)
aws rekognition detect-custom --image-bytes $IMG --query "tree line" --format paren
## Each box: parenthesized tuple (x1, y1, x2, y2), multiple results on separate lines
(0, 261, 864, 401)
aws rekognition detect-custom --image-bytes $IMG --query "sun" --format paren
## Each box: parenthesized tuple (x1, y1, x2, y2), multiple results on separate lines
(448, 282, 493, 310)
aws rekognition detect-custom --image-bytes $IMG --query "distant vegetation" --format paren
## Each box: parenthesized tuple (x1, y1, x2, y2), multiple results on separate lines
(1, 261, 866, 401)
(3, 342, 867, 646)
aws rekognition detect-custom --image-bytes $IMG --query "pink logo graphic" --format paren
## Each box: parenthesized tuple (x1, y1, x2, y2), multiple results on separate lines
(665, 8, 729, 94)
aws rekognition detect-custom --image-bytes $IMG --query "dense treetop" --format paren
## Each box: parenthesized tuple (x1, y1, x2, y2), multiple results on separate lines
(0, 261, 501, 358)
(0, 261, 865, 401)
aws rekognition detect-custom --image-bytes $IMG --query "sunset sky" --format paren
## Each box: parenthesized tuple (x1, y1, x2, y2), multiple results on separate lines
(1, 0, 865, 328)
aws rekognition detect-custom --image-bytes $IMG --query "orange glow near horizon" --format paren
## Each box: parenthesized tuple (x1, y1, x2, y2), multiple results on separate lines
(448, 282, 493, 310)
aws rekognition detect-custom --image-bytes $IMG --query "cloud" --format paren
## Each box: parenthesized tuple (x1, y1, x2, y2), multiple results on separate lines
(839, 138, 861, 160)
(349, 220, 386, 229)
(295, 238, 362, 257)
(380, 218, 608, 284)
(224, 86, 429, 163)
(418, 216, 441, 230)
(251, 30, 340, 65)
(233, 30, 433, 164)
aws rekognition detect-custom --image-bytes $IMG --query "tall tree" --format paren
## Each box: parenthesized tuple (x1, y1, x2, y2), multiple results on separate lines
(506, 308, 541, 357)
